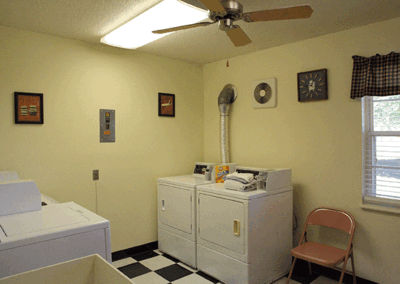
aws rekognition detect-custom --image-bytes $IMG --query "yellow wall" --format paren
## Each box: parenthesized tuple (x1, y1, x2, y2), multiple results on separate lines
(203, 17, 400, 283)
(0, 27, 204, 252)
(2, 15, 400, 283)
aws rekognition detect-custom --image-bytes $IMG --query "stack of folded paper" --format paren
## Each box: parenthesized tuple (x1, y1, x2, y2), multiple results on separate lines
(223, 172, 257, 192)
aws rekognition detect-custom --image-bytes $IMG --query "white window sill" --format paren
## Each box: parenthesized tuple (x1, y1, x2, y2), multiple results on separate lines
(360, 204, 400, 215)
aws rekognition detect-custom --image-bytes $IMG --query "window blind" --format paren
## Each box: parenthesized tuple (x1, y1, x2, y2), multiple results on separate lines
(362, 95, 400, 207)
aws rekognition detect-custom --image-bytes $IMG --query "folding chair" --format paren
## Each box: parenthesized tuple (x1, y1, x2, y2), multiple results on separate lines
(286, 207, 356, 284)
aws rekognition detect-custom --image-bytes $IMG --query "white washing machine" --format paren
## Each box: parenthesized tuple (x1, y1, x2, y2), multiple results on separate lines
(196, 167, 293, 284)
(41, 194, 59, 206)
(0, 171, 58, 206)
(0, 201, 111, 279)
(157, 162, 236, 268)
(0, 173, 111, 279)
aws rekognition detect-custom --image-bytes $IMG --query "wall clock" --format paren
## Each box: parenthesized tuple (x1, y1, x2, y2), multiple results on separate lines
(297, 69, 328, 102)
(158, 93, 175, 117)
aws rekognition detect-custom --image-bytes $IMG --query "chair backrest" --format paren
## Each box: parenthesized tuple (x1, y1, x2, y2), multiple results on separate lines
(307, 207, 356, 234)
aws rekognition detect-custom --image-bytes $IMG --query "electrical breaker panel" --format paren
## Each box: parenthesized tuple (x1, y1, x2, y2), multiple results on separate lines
(100, 109, 115, 143)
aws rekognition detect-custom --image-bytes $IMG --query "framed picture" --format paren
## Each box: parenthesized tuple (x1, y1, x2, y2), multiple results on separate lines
(158, 93, 175, 117)
(14, 92, 44, 124)
(297, 69, 328, 102)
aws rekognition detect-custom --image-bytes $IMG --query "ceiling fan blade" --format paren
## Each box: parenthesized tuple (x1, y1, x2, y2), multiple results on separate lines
(152, 21, 215, 34)
(198, 0, 226, 12)
(243, 5, 313, 22)
(226, 26, 252, 47)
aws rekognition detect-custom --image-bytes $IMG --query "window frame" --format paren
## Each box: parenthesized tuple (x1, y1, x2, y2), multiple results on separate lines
(362, 95, 400, 209)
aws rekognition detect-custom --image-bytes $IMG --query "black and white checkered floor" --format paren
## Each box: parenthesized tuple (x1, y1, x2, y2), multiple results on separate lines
(112, 248, 364, 284)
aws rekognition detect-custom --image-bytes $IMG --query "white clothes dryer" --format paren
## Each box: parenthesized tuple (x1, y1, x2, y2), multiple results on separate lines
(196, 167, 293, 284)
(157, 162, 236, 268)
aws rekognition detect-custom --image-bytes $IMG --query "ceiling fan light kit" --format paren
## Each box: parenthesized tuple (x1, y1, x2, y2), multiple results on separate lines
(152, 0, 314, 47)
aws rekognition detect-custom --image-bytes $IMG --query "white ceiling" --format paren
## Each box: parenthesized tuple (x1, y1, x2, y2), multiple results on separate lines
(1, 0, 400, 65)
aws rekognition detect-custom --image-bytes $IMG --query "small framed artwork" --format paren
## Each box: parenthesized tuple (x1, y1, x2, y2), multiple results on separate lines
(14, 92, 44, 124)
(158, 93, 175, 117)
(297, 68, 328, 102)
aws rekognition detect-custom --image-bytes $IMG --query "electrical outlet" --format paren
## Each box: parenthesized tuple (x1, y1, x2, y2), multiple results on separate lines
(93, 170, 99, 181)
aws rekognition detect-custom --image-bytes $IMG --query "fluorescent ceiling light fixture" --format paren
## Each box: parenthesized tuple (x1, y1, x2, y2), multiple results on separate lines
(101, 0, 208, 49)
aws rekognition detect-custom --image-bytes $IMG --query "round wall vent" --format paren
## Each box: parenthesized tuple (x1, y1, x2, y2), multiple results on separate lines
(252, 78, 277, 109)
(254, 82, 272, 104)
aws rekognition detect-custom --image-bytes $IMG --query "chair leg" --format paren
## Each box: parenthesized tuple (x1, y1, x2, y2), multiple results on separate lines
(350, 253, 357, 284)
(338, 257, 350, 284)
(308, 261, 312, 275)
(286, 257, 297, 284)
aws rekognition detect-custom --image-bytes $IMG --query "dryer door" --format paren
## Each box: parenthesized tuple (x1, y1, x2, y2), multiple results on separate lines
(159, 184, 193, 234)
(198, 193, 245, 254)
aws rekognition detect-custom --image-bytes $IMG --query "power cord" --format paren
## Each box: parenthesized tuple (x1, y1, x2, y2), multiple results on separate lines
(293, 212, 298, 231)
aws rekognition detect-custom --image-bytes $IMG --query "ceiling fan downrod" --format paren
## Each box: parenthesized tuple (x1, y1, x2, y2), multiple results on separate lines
(218, 18, 234, 31)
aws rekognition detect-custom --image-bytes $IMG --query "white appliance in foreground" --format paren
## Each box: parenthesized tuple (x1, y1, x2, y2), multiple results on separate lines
(196, 167, 293, 284)
(0, 173, 110, 279)
(0, 202, 111, 279)
(0, 171, 59, 207)
(41, 193, 59, 206)
(0, 180, 42, 216)
(157, 162, 236, 268)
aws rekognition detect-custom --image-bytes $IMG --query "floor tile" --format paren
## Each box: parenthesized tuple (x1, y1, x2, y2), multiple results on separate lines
(162, 253, 180, 263)
(140, 255, 176, 271)
(272, 276, 303, 284)
(155, 264, 193, 282)
(114, 246, 369, 284)
(118, 262, 152, 279)
(310, 265, 355, 284)
(172, 273, 215, 284)
(196, 271, 220, 283)
(288, 271, 321, 284)
(130, 250, 159, 261)
(177, 262, 198, 272)
(311, 276, 340, 284)
(131, 271, 170, 284)
(112, 257, 137, 269)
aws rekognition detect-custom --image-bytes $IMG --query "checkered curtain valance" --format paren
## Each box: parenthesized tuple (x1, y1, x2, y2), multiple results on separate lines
(350, 52, 400, 99)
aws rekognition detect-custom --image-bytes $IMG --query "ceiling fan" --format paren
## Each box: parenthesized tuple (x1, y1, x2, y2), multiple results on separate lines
(152, 0, 313, 47)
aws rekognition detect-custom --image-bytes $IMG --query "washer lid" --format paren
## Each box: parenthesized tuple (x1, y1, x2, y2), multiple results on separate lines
(158, 175, 213, 188)
(0, 202, 109, 249)
(0, 206, 89, 237)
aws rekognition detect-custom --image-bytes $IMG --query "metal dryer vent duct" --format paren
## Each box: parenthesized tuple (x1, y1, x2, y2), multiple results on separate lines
(218, 84, 237, 163)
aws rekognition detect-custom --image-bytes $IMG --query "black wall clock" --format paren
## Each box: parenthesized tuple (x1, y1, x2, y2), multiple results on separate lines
(297, 69, 328, 102)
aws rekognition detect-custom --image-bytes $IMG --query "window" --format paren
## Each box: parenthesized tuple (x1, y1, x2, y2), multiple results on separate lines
(362, 95, 400, 208)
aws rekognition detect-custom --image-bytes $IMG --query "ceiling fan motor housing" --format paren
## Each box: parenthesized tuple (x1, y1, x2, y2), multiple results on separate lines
(209, 0, 243, 22)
